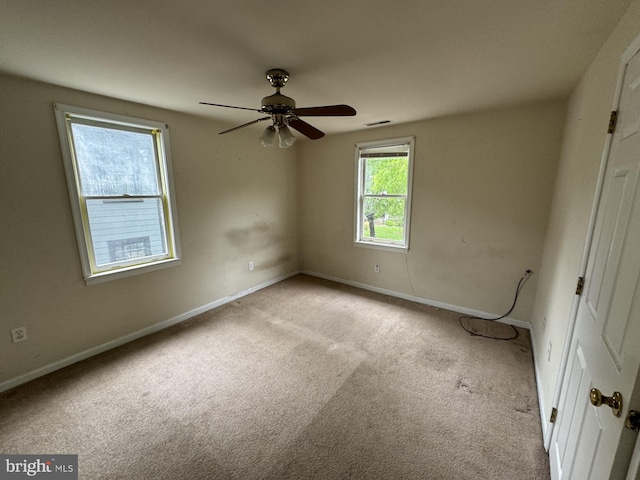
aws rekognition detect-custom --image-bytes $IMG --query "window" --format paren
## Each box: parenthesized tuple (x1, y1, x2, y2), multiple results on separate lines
(354, 137, 415, 251)
(54, 104, 181, 284)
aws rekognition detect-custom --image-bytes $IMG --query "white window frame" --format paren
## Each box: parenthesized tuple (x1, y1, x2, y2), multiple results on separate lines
(354, 136, 415, 252)
(54, 104, 181, 285)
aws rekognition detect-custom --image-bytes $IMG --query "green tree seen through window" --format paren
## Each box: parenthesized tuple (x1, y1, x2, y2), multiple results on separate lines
(363, 156, 408, 240)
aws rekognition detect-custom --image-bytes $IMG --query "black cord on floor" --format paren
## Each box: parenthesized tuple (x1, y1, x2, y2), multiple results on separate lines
(458, 270, 532, 341)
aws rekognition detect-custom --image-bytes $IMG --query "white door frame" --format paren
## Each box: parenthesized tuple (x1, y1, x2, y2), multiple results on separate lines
(629, 433, 640, 479)
(544, 31, 640, 468)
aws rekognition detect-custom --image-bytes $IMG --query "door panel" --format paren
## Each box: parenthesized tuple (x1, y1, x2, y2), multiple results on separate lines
(552, 343, 595, 478)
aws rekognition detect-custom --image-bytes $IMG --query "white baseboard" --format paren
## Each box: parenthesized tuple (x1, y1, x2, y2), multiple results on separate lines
(301, 270, 533, 330)
(528, 328, 549, 448)
(0, 271, 299, 394)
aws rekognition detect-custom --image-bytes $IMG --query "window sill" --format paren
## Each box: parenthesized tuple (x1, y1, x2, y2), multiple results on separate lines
(84, 257, 181, 285)
(353, 241, 408, 253)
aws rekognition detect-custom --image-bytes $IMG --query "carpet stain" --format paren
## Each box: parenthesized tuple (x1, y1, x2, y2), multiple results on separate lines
(456, 378, 473, 393)
(420, 347, 456, 371)
(516, 405, 533, 415)
(515, 396, 533, 415)
(513, 339, 531, 353)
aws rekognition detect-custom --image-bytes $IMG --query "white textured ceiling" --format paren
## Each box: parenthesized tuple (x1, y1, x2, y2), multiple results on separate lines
(0, 0, 633, 136)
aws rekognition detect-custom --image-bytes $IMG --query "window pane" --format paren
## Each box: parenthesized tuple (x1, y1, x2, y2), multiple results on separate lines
(86, 198, 167, 267)
(363, 157, 408, 195)
(362, 196, 405, 242)
(71, 123, 160, 196)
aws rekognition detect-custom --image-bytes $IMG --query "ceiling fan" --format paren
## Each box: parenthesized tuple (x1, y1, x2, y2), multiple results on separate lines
(199, 69, 356, 148)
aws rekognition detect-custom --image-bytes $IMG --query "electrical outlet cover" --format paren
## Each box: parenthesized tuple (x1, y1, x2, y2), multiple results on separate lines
(11, 327, 27, 343)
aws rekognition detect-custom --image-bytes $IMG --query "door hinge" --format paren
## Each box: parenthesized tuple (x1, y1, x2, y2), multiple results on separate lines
(576, 276, 585, 296)
(625, 410, 639, 433)
(550, 407, 558, 423)
(608, 110, 618, 134)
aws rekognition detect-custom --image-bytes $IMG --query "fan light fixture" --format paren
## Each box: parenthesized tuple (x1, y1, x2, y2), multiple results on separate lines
(259, 124, 296, 148)
(259, 126, 277, 147)
(277, 125, 296, 148)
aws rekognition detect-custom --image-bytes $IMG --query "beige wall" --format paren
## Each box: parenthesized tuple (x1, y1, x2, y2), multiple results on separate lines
(298, 100, 567, 322)
(0, 74, 299, 387)
(531, 0, 640, 436)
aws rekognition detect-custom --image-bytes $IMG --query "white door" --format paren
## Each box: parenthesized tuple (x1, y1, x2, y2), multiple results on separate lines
(549, 42, 640, 479)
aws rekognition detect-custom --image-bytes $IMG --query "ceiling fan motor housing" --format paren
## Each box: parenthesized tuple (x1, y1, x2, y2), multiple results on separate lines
(262, 92, 296, 112)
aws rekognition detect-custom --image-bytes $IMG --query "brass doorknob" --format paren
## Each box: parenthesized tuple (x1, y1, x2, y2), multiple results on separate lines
(590, 388, 623, 417)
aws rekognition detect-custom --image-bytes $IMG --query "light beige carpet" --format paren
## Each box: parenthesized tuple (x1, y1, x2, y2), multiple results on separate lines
(0, 274, 550, 479)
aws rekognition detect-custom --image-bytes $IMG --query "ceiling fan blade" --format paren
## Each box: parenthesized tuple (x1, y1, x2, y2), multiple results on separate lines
(200, 102, 263, 113)
(289, 118, 325, 140)
(219, 117, 271, 135)
(292, 104, 356, 117)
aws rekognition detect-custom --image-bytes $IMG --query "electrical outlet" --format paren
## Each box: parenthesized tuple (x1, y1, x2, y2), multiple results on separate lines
(248, 262, 254, 271)
(11, 326, 27, 343)
(374, 264, 380, 274)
